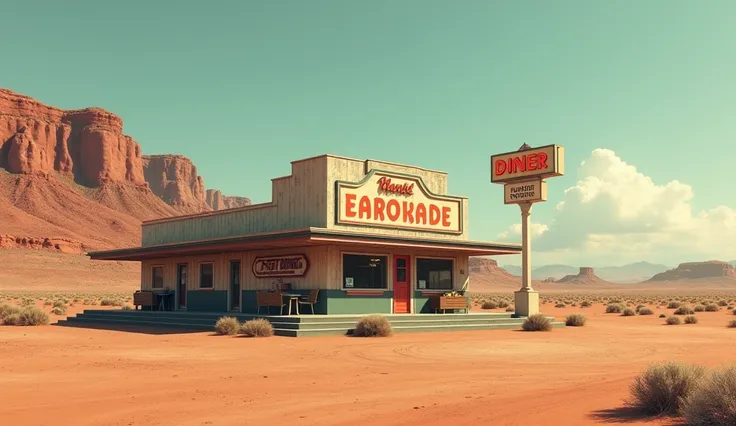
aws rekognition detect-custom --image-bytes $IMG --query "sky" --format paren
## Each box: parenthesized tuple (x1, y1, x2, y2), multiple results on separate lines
(2, 1, 736, 267)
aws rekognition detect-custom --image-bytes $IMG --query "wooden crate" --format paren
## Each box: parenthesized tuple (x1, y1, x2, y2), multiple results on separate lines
(431, 296, 468, 312)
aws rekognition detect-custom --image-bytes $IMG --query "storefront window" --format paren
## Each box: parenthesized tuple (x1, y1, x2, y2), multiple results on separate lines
(342, 254, 387, 289)
(199, 262, 214, 289)
(416, 258, 453, 290)
(152, 266, 164, 289)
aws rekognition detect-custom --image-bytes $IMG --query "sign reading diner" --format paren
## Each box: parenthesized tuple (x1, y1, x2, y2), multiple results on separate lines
(336, 171, 462, 233)
(252, 254, 309, 278)
(490, 144, 565, 183)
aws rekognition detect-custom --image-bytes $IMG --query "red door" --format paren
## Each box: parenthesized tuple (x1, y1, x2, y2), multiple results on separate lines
(393, 256, 410, 313)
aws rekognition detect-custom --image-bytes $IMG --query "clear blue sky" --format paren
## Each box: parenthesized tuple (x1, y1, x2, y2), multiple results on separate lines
(3, 1, 735, 265)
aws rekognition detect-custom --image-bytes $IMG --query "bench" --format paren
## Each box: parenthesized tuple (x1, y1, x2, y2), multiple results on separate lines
(133, 291, 155, 310)
(430, 295, 469, 314)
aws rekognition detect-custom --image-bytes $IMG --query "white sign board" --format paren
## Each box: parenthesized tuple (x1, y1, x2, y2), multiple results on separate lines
(336, 171, 463, 234)
(504, 179, 547, 205)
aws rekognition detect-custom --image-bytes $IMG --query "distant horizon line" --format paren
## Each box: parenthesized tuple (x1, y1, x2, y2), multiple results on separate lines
(496, 259, 736, 269)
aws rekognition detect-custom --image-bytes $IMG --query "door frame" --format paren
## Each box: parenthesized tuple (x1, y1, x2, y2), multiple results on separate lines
(393, 255, 411, 314)
(228, 259, 242, 311)
(176, 263, 188, 310)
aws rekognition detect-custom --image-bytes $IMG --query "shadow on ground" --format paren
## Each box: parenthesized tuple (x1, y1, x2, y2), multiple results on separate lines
(588, 406, 681, 424)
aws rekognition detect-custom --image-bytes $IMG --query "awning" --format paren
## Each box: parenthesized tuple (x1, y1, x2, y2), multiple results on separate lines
(87, 227, 521, 261)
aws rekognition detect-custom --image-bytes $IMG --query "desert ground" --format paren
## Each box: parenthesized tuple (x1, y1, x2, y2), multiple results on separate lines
(2, 289, 736, 426)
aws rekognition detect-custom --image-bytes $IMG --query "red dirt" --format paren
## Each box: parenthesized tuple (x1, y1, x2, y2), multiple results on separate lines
(1, 302, 735, 426)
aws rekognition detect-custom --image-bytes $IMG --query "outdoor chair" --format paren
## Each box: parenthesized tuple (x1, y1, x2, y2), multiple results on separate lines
(257, 290, 286, 315)
(298, 289, 319, 314)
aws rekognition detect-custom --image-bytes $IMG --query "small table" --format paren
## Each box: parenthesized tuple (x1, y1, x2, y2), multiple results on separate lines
(156, 292, 174, 311)
(282, 293, 301, 315)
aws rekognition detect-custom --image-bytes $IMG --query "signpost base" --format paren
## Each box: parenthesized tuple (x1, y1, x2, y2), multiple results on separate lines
(514, 289, 539, 317)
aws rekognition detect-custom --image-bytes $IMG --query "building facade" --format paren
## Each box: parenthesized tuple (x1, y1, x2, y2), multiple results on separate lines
(90, 155, 521, 314)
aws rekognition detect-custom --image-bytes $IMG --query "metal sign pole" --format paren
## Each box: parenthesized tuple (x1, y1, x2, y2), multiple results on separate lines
(520, 202, 533, 292)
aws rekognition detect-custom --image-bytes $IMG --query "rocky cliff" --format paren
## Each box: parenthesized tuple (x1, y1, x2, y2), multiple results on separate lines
(205, 189, 252, 210)
(556, 267, 605, 284)
(0, 89, 251, 250)
(648, 261, 736, 281)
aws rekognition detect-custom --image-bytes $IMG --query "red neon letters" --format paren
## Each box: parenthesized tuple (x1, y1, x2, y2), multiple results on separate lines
(344, 193, 452, 228)
(377, 176, 414, 195)
(494, 153, 548, 177)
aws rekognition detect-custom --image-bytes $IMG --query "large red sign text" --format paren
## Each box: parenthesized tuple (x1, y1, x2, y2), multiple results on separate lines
(377, 176, 414, 195)
(344, 193, 452, 228)
(494, 152, 548, 177)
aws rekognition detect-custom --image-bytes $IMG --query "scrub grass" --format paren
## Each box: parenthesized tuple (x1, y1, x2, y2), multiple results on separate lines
(684, 315, 698, 324)
(521, 313, 552, 331)
(565, 313, 586, 326)
(214, 317, 240, 335)
(680, 365, 736, 426)
(481, 301, 498, 309)
(240, 318, 274, 337)
(622, 308, 636, 316)
(638, 307, 654, 315)
(666, 316, 682, 325)
(675, 305, 695, 315)
(353, 315, 392, 337)
(606, 303, 624, 313)
(628, 362, 706, 416)
(1, 306, 49, 326)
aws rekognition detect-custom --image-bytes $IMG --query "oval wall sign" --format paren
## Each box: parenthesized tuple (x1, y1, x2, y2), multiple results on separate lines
(252, 254, 310, 278)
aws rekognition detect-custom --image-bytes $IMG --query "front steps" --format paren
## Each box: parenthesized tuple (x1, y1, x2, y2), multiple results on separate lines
(58, 310, 565, 337)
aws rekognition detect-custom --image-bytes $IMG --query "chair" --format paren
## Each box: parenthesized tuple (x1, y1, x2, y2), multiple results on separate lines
(298, 289, 319, 314)
(257, 291, 286, 315)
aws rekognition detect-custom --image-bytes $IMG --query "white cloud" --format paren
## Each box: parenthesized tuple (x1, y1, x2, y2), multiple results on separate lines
(498, 149, 736, 264)
(498, 223, 549, 240)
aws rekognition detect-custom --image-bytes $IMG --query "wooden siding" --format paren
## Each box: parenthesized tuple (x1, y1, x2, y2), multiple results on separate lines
(325, 156, 470, 240)
(141, 157, 328, 246)
(140, 245, 469, 294)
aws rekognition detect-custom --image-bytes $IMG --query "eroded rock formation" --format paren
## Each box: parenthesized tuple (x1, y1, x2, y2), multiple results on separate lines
(205, 189, 252, 210)
(142, 155, 208, 212)
(557, 267, 604, 284)
(648, 261, 736, 281)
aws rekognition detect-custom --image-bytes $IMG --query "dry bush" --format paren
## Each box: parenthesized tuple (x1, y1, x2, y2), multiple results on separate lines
(606, 303, 625, 313)
(659, 314, 667, 318)
(675, 305, 695, 315)
(666, 316, 682, 325)
(505, 306, 514, 312)
(684, 315, 698, 324)
(481, 301, 498, 309)
(667, 301, 682, 309)
(522, 313, 552, 331)
(240, 318, 274, 337)
(728, 320, 736, 328)
(353, 315, 392, 337)
(717, 299, 728, 307)
(497, 300, 509, 308)
(122, 305, 133, 310)
(100, 299, 115, 306)
(679, 365, 736, 426)
(580, 301, 591, 308)
(694, 304, 705, 312)
(628, 362, 706, 415)
(51, 306, 67, 315)
(704, 304, 719, 312)
(565, 313, 586, 326)
(3, 312, 22, 325)
(638, 307, 654, 315)
(214, 317, 240, 335)
(0, 304, 22, 322)
(622, 308, 636, 316)
(554, 303, 566, 308)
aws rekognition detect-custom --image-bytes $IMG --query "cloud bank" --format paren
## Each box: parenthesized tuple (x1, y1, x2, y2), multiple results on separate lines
(498, 149, 736, 265)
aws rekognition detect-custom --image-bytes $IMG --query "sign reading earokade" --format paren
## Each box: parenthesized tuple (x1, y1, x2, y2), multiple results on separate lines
(252, 254, 309, 278)
(504, 179, 547, 204)
(336, 170, 463, 234)
(491, 144, 565, 183)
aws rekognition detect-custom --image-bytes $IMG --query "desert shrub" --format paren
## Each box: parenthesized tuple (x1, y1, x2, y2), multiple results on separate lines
(16, 306, 49, 326)
(666, 316, 682, 325)
(675, 305, 695, 315)
(580, 301, 591, 308)
(21, 298, 34, 306)
(636, 304, 646, 312)
(717, 299, 728, 307)
(239, 318, 274, 337)
(214, 317, 240, 335)
(679, 365, 736, 426)
(704, 304, 719, 312)
(638, 307, 654, 315)
(694, 304, 705, 312)
(497, 300, 509, 308)
(622, 308, 636, 316)
(733, 309, 736, 315)
(505, 306, 514, 312)
(728, 306, 734, 311)
(728, 320, 736, 328)
(628, 362, 706, 415)
(122, 305, 133, 310)
(684, 315, 698, 324)
(0, 304, 22, 322)
(659, 313, 667, 318)
(521, 313, 552, 331)
(481, 301, 498, 309)
(2, 312, 22, 325)
(100, 299, 115, 306)
(353, 315, 392, 337)
(52, 300, 66, 309)
(609, 299, 623, 304)
(565, 313, 586, 327)
(554, 303, 566, 308)
(51, 306, 67, 315)
(606, 303, 624, 313)
(667, 301, 681, 309)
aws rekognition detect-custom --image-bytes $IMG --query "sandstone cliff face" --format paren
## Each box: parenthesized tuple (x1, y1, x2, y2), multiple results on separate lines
(142, 155, 209, 213)
(0, 89, 146, 187)
(557, 267, 604, 284)
(649, 261, 736, 281)
(205, 189, 252, 210)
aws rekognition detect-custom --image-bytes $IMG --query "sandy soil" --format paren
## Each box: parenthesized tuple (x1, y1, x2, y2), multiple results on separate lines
(2, 303, 735, 426)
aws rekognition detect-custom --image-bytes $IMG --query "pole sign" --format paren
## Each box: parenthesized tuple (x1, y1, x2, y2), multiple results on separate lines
(491, 144, 564, 184)
(504, 179, 547, 205)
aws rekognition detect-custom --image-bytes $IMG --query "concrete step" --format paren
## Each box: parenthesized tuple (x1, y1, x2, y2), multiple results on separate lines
(59, 316, 213, 331)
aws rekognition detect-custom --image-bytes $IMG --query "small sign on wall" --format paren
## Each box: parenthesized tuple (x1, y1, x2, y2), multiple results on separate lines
(345, 277, 354, 288)
(418, 280, 426, 289)
(252, 254, 309, 278)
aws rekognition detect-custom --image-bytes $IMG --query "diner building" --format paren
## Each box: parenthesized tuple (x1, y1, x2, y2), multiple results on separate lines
(89, 155, 522, 315)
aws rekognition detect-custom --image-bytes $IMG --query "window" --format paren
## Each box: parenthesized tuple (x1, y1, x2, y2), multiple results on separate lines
(199, 262, 214, 289)
(416, 258, 453, 290)
(152, 266, 164, 289)
(342, 254, 387, 289)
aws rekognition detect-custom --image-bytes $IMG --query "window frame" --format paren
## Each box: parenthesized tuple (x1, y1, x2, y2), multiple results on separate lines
(151, 265, 165, 289)
(340, 251, 390, 291)
(198, 261, 215, 290)
(415, 257, 454, 291)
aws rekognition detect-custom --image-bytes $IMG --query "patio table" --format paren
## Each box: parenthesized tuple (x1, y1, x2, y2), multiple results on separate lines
(282, 293, 301, 315)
